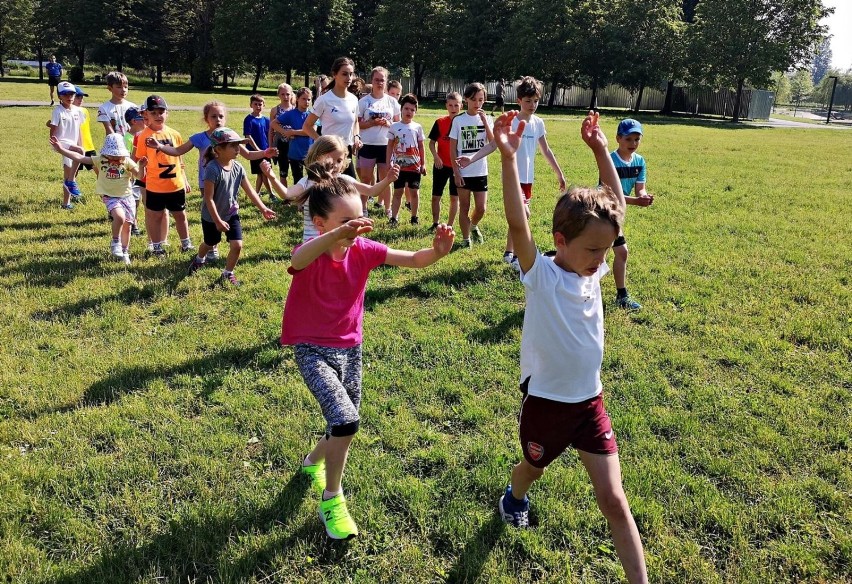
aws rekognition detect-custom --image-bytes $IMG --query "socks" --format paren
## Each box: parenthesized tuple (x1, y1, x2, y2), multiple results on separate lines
(322, 488, 342, 501)
(617, 288, 628, 299)
(181, 237, 192, 247)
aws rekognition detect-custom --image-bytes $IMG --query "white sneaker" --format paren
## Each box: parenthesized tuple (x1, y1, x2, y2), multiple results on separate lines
(122, 253, 131, 265)
(511, 256, 521, 273)
(205, 247, 220, 261)
(110, 241, 123, 258)
(503, 252, 514, 264)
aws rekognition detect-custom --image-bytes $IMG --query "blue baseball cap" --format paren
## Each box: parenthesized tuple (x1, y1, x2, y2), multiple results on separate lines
(124, 107, 143, 123)
(617, 118, 643, 136)
(74, 86, 88, 97)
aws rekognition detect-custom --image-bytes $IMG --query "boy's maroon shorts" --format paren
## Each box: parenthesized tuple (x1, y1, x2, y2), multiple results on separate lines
(518, 382, 618, 468)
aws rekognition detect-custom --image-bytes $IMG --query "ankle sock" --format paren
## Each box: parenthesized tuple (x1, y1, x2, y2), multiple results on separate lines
(617, 288, 628, 299)
(323, 489, 342, 501)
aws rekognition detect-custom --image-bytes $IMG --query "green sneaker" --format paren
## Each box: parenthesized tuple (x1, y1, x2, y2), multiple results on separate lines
(319, 493, 358, 540)
(472, 225, 484, 244)
(301, 460, 326, 493)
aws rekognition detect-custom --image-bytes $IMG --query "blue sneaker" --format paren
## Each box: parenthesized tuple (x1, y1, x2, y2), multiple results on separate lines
(498, 485, 530, 528)
(64, 180, 82, 197)
(616, 295, 642, 311)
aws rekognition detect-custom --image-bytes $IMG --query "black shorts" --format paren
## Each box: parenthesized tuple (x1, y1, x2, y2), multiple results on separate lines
(458, 175, 487, 193)
(358, 143, 388, 164)
(495, 97, 505, 107)
(80, 150, 97, 171)
(145, 189, 186, 212)
(613, 235, 626, 248)
(289, 159, 305, 183)
(276, 137, 290, 172)
(250, 157, 271, 175)
(342, 146, 356, 178)
(432, 166, 458, 197)
(48, 76, 60, 87)
(202, 215, 243, 245)
(394, 170, 421, 190)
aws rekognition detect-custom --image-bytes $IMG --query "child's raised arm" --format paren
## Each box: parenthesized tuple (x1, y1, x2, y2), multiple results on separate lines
(385, 224, 455, 268)
(353, 164, 400, 199)
(581, 111, 624, 208)
(239, 144, 278, 160)
(291, 218, 374, 270)
(49, 136, 94, 166)
(146, 136, 194, 157)
(493, 112, 536, 273)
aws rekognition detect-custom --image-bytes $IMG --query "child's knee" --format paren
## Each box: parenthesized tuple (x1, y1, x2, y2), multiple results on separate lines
(595, 486, 631, 521)
(614, 244, 628, 260)
(229, 239, 243, 252)
(330, 420, 359, 437)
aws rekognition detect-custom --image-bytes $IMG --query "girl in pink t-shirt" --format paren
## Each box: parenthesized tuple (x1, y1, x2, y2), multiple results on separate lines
(281, 166, 454, 540)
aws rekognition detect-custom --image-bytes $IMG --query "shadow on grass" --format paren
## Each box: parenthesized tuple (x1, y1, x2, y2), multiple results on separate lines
(364, 260, 493, 310)
(51, 470, 311, 584)
(31, 285, 158, 321)
(467, 308, 525, 344)
(445, 515, 506, 583)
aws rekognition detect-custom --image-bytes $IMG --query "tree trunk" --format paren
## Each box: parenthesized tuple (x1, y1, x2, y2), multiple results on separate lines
(222, 66, 229, 90)
(286, 69, 292, 84)
(548, 77, 558, 107)
(37, 46, 44, 80)
(588, 83, 598, 111)
(305, 71, 310, 88)
(633, 83, 645, 113)
(252, 61, 262, 92)
(116, 48, 123, 72)
(661, 79, 674, 114)
(413, 61, 425, 99)
(75, 44, 86, 71)
(732, 78, 744, 122)
(0, 55, 4, 78)
(156, 61, 163, 84)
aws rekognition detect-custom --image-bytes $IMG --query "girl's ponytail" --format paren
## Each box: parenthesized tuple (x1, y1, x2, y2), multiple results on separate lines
(296, 160, 358, 218)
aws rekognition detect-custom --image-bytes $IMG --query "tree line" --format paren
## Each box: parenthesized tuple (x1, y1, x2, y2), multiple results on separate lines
(1, 0, 834, 121)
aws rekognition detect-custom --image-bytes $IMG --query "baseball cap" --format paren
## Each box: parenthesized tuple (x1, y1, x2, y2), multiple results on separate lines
(74, 87, 89, 97)
(209, 128, 248, 147)
(145, 95, 168, 110)
(124, 107, 143, 123)
(617, 118, 643, 136)
(100, 133, 130, 158)
(57, 81, 77, 95)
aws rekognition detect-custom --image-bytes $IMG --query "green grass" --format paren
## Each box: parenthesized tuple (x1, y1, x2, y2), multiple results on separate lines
(1, 81, 850, 583)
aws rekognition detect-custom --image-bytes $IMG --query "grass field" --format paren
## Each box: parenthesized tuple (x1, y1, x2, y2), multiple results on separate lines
(0, 80, 850, 584)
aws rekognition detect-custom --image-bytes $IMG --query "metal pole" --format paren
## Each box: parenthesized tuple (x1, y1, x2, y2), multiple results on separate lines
(826, 76, 839, 124)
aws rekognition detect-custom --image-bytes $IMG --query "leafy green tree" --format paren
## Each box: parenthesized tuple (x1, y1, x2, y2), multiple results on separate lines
(771, 70, 791, 104)
(445, 0, 519, 81)
(0, 0, 33, 76)
(691, 0, 831, 121)
(789, 68, 814, 112)
(373, 0, 449, 97)
(570, 0, 620, 109)
(661, 0, 699, 114)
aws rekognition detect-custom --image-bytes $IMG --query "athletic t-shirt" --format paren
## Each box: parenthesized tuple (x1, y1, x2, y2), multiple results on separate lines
(428, 115, 455, 167)
(96, 100, 138, 136)
(387, 121, 425, 172)
(519, 251, 609, 403)
(243, 114, 270, 150)
(357, 94, 401, 145)
(296, 174, 357, 242)
(311, 90, 359, 146)
(277, 109, 313, 161)
(50, 104, 83, 146)
(515, 115, 546, 184)
(189, 131, 212, 187)
(136, 125, 186, 193)
(281, 236, 389, 348)
(46, 62, 62, 78)
(80, 107, 95, 152)
(449, 112, 492, 177)
(610, 151, 647, 197)
(92, 155, 138, 197)
(201, 159, 246, 222)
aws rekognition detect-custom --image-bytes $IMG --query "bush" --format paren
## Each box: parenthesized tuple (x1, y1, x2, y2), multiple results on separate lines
(68, 66, 84, 83)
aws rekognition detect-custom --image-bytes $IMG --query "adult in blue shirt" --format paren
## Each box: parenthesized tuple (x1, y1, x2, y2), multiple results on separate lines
(46, 55, 62, 105)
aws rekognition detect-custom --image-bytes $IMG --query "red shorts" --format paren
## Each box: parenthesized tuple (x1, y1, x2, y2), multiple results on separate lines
(520, 183, 532, 202)
(518, 382, 617, 468)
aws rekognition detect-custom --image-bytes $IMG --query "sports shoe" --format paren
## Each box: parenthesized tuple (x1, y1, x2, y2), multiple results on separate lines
(502, 251, 514, 264)
(64, 180, 82, 197)
(462, 238, 472, 248)
(219, 272, 240, 287)
(499, 486, 530, 528)
(110, 241, 124, 258)
(428, 222, 439, 232)
(122, 253, 131, 266)
(187, 256, 205, 275)
(61, 203, 74, 210)
(180, 240, 195, 253)
(410, 216, 419, 225)
(205, 248, 220, 262)
(616, 295, 642, 311)
(50, 99, 55, 106)
(319, 493, 358, 540)
(405, 201, 411, 211)
(151, 244, 166, 258)
(510, 256, 521, 273)
(146, 242, 155, 253)
(472, 225, 484, 244)
(301, 460, 327, 493)
(373, 201, 384, 209)
(131, 224, 142, 236)
(388, 217, 399, 228)
(269, 192, 280, 203)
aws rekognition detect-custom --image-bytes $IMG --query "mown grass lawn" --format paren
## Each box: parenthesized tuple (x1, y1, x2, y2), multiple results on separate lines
(0, 82, 850, 583)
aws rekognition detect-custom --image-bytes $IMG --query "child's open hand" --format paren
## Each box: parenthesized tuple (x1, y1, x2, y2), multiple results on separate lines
(431, 223, 455, 256)
(49, 136, 61, 152)
(261, 207, 277, 220)
(580, 110, 608, 153)
(493, 111, 525, 157)
(217, 219, 230, 232)
(137, 156, 148, 168)
(260, 159, 274, 177)
(336, 218, 373, 241)
(145, 137, 160, 149)
(264, 146, 278, 158)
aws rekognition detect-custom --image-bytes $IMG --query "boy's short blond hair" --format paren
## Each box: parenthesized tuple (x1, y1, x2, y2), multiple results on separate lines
(446, 91, 462, 102)
(552, 186, 624, 243)
(105, 71, 128, 87)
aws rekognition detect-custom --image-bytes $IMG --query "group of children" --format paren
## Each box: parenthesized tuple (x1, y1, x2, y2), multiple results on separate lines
(45, 67, 654, 579)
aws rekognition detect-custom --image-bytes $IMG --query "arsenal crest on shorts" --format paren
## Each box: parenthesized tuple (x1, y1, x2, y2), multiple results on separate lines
(527, 441, 544, 461)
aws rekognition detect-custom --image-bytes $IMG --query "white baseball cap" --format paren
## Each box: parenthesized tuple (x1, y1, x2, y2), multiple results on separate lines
(57, 81, 77, 95)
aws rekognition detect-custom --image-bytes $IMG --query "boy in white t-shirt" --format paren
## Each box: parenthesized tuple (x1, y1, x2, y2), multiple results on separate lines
(386, 94, 426, 226)
(493, 110, 648, 584)
(458, 76, 565, 268)
(48, 81, 84, 209)
(96, 71, 137, 139)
